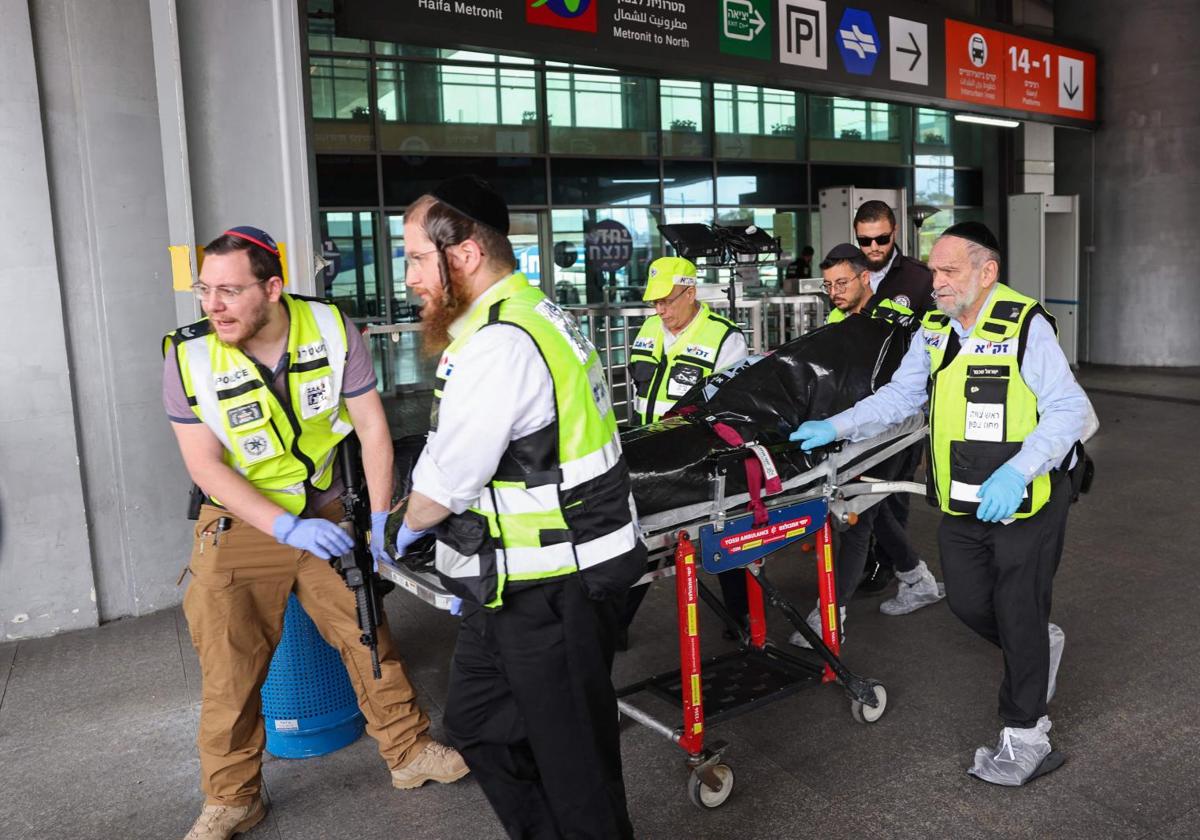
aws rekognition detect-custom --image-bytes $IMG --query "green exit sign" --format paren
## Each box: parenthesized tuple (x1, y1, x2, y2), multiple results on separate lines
(719, 0, 771, 60)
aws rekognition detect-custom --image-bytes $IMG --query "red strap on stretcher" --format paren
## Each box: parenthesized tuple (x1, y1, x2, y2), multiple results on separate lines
(711, 422, 782, 526)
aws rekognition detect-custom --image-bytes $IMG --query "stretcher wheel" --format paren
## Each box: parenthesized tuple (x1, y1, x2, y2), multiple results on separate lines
(687, 763, 735, 809)
(850, 683, 888, 724)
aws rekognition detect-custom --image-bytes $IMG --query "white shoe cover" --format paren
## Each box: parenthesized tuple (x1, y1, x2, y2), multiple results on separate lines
(879, 561, 946, 616)
(788, 603, 845, 649)
(1047, 623, 1065, 702)
(967, 716, 1053, 786)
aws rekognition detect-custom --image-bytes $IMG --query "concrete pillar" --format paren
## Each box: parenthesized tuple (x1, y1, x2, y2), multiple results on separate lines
(0, 0, 98, 638)
(1055, 0, 1200, 365)
(1017, 121, 1055, 194)
(176, 0, 316, 294)
(30, 0, 192, 624)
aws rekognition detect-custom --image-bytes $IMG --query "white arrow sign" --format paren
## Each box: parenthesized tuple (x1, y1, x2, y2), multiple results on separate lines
(1058, 55, 1084, 111)
(888, 16, 928, 86)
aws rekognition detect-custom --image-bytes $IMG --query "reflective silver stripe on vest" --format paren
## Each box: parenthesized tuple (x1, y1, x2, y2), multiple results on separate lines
(560, 435, 623, 491)
(503, 542, 576, 575)
(435, 542, 483, 580)
(182, 338, 236, 457)
(308, 301, 354, 435)
(311, 446, 337, 487)
(576, 515, 638, 570)
(489, 481, 560, 515)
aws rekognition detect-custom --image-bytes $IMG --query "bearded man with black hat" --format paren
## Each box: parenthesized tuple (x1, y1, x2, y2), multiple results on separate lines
(790, 221, 1096, 787)
(395, 175, 644, 838)
(163, 226, 467, 840)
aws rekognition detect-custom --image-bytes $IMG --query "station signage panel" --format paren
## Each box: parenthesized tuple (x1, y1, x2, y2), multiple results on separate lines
(338, 0, 1097, 127)
(945, 19, 1095, 121)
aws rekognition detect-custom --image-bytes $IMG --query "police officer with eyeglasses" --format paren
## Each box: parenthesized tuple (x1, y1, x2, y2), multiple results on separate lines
(163, 226, 466, 840)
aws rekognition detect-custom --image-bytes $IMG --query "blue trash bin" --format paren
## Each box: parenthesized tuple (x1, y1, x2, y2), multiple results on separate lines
(261, 593, 365, 758)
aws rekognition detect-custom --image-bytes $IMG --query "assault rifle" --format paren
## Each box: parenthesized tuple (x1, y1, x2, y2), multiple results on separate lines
(336, 434, 384, 679)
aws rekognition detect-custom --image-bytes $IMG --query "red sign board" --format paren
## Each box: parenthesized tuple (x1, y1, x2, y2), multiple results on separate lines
(945, 19, 1095, 121)
(945, 20, 1004, 108)
(1003, 32, 1095, 120)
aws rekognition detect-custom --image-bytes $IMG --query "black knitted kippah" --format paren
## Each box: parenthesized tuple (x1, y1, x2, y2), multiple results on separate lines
(941, 221, 1001, 253)
(430, 175, 510, 236)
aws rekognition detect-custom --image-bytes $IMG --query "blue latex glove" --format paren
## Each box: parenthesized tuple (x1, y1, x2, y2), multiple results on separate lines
(370, 511, 389, 572)
(272, 512, 354, 561)
(976, 464, 1027, 522)
(449, 597, 463, 616)
(789, 420, 837, 452)
(394, 522, 429, 559)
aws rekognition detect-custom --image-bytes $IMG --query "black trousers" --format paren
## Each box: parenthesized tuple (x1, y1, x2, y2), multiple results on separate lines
(834, 505, 880, 605)
(443, 576, 634, 840)
(938, 471, 1071, 729)
(870, 495, 921, 575)
(870, 444, 922, 575)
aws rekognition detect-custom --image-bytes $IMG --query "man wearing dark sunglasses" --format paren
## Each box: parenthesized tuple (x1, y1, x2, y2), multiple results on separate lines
(854, 200, 934, 322)
(852, 201, 937, 597)
(789, 244, 945, 650)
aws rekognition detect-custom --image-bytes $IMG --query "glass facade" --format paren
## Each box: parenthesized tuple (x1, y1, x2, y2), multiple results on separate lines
(304, 1, 999, 390)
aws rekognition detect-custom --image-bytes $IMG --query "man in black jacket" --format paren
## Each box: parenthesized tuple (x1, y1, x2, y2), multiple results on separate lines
(854, 200, 933, 320)
(853, 201, 936, 603)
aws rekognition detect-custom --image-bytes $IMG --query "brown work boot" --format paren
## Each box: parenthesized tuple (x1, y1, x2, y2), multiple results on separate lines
(390, 741, 470, 789)
(183, 797, 266, 839)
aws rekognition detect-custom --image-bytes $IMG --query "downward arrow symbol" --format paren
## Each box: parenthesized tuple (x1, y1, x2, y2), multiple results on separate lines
(1063, 65, 1080, 101)
(897, 31, 922, 72)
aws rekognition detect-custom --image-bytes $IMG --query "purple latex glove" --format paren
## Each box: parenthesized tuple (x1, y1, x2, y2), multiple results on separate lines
(394, 522, 429, 559)
(272, 513, 354, 560)
(370, 511, 389, 571)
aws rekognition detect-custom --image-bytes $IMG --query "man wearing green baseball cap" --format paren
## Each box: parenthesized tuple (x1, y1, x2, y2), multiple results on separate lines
(621, 255, 750, 647)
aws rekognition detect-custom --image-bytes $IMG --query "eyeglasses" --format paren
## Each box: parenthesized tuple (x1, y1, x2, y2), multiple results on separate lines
(191, 279, 267, 303)
(652, 289, 690, 310)
(821, 277, 856, 294)
(856, 232, 893, 247)
(406, 247, 440, 266)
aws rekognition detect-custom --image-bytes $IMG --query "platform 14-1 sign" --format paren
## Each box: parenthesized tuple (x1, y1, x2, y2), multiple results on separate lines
(945, 19, 1095, 120)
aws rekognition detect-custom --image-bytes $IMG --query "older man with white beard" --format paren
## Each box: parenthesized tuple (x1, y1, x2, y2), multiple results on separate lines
(790, 221, 1094, 787)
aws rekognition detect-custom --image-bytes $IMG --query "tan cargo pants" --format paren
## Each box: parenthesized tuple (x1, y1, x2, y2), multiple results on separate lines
(183, 502, 430, 806)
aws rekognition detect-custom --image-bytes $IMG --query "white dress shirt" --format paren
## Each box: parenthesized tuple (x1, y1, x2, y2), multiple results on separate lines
(411, 302, 555, 515)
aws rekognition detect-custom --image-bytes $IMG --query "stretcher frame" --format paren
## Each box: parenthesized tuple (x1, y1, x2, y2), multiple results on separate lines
(378, 415, 927, 810)
(614, 415, 926, 808)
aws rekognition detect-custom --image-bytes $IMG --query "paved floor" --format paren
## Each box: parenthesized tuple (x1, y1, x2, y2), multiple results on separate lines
(3, 368, 1198, 840)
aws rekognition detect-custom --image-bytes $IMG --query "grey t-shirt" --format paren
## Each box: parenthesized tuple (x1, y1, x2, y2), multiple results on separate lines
(163, 309, 378, 514)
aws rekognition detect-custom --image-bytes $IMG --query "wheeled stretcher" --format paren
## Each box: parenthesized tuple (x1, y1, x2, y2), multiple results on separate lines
(614, 413, 926, 808)
(377, 414, 928, 810)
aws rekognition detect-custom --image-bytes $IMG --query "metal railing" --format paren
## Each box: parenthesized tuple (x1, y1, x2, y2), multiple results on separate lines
(363, 294, 827, 422)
